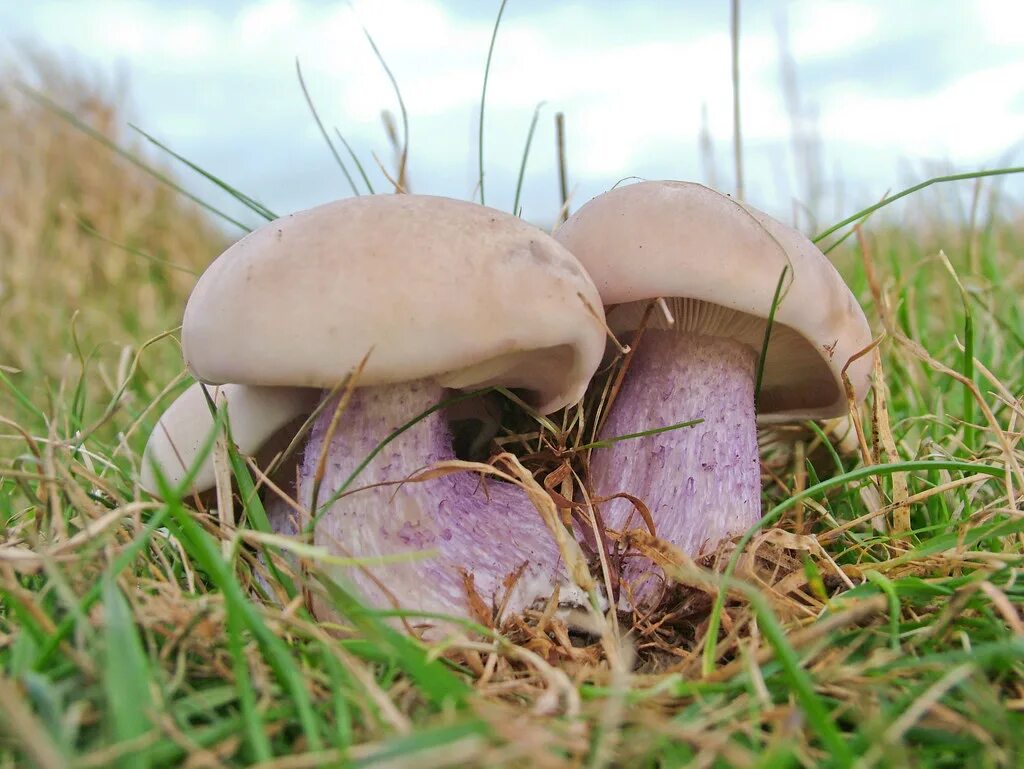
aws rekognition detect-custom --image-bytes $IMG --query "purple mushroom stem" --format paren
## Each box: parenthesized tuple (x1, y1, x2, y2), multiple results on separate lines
(588, 331, 761, 603)
(297, 379, 566, 624)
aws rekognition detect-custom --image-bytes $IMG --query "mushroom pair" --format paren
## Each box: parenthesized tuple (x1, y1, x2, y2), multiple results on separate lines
(144, 182, 871, 626)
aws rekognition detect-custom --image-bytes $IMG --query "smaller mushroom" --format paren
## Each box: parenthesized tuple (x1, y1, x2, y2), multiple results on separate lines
(555, 181, 872, 601)
(141, 382, 316, 495)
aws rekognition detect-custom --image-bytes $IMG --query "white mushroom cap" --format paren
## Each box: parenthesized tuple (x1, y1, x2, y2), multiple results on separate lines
(183, 194, 606, 414)
(554, 181, 872, 422)
(141, 382, 317, 494)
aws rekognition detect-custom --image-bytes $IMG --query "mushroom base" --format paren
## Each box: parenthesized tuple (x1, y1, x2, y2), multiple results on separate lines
(300, 379, 567, 631)
(589, 332, 761, 603)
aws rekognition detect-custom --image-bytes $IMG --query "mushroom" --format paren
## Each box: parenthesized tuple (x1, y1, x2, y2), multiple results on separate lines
(144, 194, 606, 626)
(141, 382, 316, 495)
(554, 181, 872, 599)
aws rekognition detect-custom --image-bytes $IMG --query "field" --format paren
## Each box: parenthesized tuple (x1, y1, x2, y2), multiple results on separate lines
(1, 60, 1023, 769)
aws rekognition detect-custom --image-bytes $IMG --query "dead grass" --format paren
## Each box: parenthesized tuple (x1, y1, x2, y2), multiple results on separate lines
(0, 57, 223, 434)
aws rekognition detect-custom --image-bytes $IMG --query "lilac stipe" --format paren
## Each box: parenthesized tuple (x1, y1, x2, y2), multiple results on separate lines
(300, 379, 566, 627)
(589, 332, 761, 602)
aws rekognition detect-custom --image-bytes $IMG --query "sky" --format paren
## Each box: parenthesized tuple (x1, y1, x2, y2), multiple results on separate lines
(3, 0, 1023, 234)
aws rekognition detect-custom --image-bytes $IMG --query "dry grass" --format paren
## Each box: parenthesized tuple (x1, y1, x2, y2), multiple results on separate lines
(1, 60, 1022, 768)
(0, 58, 223, 434)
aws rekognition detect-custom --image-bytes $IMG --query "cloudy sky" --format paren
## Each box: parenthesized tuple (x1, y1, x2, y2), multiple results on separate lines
(3, 0, 1023, 233)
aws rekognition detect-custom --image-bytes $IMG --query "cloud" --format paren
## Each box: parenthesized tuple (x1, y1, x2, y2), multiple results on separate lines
(3, 0, 1021, 226)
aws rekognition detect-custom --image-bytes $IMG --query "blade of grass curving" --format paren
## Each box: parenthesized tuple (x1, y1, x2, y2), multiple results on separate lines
(700, 459, 1007, 676)
(17, 84, 251, 233)
(75, 217, 198, 275)
(129, 124, 277, 220)
(814, 166, 1024, 245)
(576, 418, 703, 451)
(805, 420, 845, 476)
(754, 265, 789, 409)
(295, 59, 360, 196)
(0, 369, 47, 424)
(226, 441, 300, 602)
(355, 19, 409, 191)
(512, 101, 544, 216)
(873, 637, 1024, 673)
(897, 516, 1024, 564)
(820, 225, 859, 256)
(821, 189, 891, 256)
(477, 0, 510, 205)
(322, 578, 472, 707)
(335, 128, 376, 194)
(494, 386, 560, 434)
(152, 468, 325, 751)
(101, 576, 154, 769)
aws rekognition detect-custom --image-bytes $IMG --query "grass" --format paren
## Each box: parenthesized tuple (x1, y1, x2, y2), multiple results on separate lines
(2, 52, 1024, 769)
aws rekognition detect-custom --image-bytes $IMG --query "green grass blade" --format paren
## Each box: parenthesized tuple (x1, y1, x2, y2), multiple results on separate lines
(129, 124, 277, 221)
(512, 101, 544, 216)
(295, 59, 360, 196)
(0, 368, 48, 424)
(75, 216, 198, 275)
(576, 418, 703, 451)
(477, 0, 510, 205)
(814, 166, 1024, 245)
(356, 19, 409, 190)
(17, 84, 252, 233)
(335, 128, 376, 194)
(101, 576, 154, 769)
(938, 252, 976, 447)
(805, 420, 846, 476)
(896, 515, 1024, 563)
(754, 265, 789, 409)
(227, 443, 300, 602)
